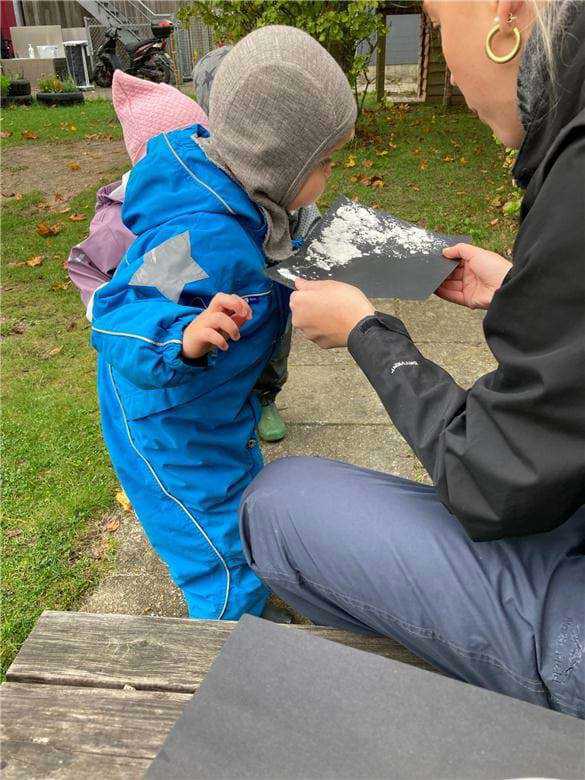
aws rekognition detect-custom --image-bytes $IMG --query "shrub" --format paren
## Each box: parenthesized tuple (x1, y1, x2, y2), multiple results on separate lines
(37, 75, 79, 94)
(177, 1, 384, 115)
(0, 73, 10, 97)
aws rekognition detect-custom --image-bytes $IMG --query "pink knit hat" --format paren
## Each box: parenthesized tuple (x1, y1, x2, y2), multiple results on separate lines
(112, 70, 208, 164)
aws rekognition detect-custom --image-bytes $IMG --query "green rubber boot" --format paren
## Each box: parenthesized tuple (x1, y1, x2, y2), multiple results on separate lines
(258, 400, 287, 443)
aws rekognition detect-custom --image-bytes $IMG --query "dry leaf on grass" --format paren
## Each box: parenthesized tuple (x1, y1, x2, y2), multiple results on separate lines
(363, 159, 373, 168)
(0, 131, 13, 139)
(44, 346, 62, 358)
(115, 490, 132, 512)
(14, 193, 23, 201)
(67, 162, 81, 171)
(21, 130, 39, 140)
(344, 155, 356, 168)
(51, 281, 71, 292)
(26, 255, 43, 267)
(37, 222, 63, 237)
(11, 322, 28, 334)
(69, 212, 87, 222)
(105, 517, 121, 533)
(53, 192, 65, 202)
(8, 261, 26, 268)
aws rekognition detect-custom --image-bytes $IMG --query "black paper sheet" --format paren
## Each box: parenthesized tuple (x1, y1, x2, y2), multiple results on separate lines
(266, 196, 465, 299)
(147, 615, 584, 779)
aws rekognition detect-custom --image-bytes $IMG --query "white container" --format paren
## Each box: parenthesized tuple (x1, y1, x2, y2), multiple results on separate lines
(36, 44, 59, 58)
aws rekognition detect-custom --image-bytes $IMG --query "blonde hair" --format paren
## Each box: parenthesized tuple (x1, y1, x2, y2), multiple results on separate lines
(530, 0, 574, 82)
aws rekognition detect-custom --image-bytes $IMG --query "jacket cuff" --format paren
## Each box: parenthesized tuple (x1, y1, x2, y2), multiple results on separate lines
(161, 318, 217, 373)
(348, 311, 411, 353)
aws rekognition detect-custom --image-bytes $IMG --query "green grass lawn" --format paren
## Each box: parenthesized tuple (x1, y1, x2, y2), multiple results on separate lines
(0, 98, 120, 148)
(0, 99, 519, 677)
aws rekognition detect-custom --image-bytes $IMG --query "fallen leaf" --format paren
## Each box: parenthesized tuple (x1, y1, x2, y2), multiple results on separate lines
(67, 162, 81, 171)
(11, 322, 28, 334)
(45, 346, 62, 358)
(376, 150, 389, 156)
(53, 192, 65, 201)
(69, 212, 87, 222)
(490, 218, 499, 226)
(21, 130, 39, 140)
(26, 255, 43, 267)
(8, 261, 26, 268)
(0, 130, 13, 139)
(350, 175, 358, 182)
(459, 157, 468, 165)
(443, 155, 454, 162)
(372, 203, 381, 209)
(363, 159, 373, 168)
(69, 124, 77, 132)
(105, 517, 120, 533)
(37, 222, 63, 237)
(14, 193, 23, 201)
(344, 155, 356, 168)
(115, 490, 132, 512)
(51, 281, 71, 291)
(370, 175, 384, 190)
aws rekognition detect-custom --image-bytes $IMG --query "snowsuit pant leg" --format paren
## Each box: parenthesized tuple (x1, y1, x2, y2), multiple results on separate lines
(253, 316, 292, 402)
(98, 361, 269, 620)
(240, 456, 585, 717)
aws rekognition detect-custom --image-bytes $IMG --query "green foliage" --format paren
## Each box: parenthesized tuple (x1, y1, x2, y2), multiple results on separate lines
(37, 75, 79, 94)
(0, 73, 10, 97)
(178, 1, 384, 111)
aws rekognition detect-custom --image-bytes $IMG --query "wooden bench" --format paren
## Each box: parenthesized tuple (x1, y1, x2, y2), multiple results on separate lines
(1, 611, 437, 778)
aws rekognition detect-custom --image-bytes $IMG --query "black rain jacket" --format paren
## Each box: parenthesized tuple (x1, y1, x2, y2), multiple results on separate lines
(348, 8, 585, 542)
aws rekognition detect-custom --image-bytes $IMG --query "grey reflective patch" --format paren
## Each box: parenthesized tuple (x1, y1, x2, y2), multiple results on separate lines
(130, 231, 209, 303)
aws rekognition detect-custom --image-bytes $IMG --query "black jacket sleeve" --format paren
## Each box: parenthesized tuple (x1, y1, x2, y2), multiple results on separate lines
(348, 135, 585, 542)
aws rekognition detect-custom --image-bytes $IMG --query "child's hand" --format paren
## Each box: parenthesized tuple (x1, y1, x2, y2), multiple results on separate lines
(182, 293, 252, 360)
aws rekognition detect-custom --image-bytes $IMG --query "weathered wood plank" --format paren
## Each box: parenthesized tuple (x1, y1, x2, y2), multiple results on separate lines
(7, 611, 440, 693)
(0, 683, 188, 778)
(0, 741, 151, 780)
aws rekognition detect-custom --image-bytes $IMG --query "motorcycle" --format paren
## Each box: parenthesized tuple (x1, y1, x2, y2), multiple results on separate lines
(92, 20, 173, 88)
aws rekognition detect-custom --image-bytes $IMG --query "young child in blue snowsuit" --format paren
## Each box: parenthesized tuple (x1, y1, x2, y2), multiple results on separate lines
(90, 25, 357, 619)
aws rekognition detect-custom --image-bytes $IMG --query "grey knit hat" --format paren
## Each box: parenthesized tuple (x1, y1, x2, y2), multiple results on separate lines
(192, 45, 231, 115)
(197, 25, 356, 261)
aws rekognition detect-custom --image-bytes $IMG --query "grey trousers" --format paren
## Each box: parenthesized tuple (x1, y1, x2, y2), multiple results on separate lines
(240, 456, 585, 718)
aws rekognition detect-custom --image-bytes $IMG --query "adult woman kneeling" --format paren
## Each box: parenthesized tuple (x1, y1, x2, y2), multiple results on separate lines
(240, 0, 584, 716)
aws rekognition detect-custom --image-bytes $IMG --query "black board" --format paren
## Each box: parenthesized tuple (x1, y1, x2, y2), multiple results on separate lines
(267, 196, 465, 299)
(147, 615, 584, 779)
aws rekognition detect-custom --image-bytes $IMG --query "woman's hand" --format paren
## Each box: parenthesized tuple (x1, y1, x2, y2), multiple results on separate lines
(182, 293, 252, 359)
(290, 278, 375, 348)
(437, 243, 512, 310)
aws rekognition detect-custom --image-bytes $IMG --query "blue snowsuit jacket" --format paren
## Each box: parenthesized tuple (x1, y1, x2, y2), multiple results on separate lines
(91, 124, 290, 619)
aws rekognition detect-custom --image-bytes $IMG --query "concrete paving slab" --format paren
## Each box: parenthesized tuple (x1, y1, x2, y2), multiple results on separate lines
(278, 364, 392, 426)
(263, 423, 420, 478)
(396, 298, 486, 345)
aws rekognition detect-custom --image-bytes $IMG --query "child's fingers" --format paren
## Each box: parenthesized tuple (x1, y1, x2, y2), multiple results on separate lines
(206, 311, 241, 341)
(209, 293, 252, 320)
(202, 328, 229, 352)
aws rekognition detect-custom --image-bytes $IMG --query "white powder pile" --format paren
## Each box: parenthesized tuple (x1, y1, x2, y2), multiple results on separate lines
(303, 201, 444, 272)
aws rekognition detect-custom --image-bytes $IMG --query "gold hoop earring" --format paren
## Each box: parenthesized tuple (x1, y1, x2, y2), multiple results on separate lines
(485, 23, 521, 64)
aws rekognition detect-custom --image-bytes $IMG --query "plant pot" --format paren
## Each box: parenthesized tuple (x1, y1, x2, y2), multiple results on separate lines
(8, 78, 31, 97)
(36, 91, 84, 106)
(1, 94, 33, 106)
